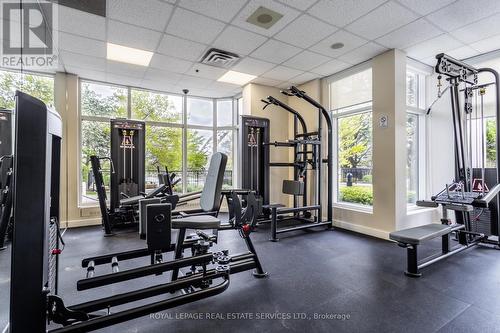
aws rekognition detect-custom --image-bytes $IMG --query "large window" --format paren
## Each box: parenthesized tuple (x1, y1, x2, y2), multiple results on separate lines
(330, 67, 373, 207)
(80, 81, 237, 206)
(0, 70, 54, 109)
(406, 68, 427, 206)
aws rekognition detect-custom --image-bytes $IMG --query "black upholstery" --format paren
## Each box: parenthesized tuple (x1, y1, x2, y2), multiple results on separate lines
(199, 152, 227, 212)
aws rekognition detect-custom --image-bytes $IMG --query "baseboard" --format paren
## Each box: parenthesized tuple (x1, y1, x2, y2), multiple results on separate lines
(333, 219, 390, 240)
(63, 218, 102, 229)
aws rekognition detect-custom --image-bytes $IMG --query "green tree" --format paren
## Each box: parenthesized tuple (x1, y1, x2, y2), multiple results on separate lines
(486, 119, 497, 167)
(0, 71, 54, 109)
(338, 113, 372, 169)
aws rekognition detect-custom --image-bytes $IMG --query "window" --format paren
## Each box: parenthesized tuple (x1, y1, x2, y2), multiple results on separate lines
(0, 70, 54, 109)
(330, 67, 373, 207)
(79, 80, 238, 205)
(406, 68, 427, 206)
(80, 82, 127, 204)
(187, 97, 213, 126)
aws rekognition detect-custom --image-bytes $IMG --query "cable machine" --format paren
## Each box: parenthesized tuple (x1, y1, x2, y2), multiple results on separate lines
(110, 119, 145, 212)
(0, 109, 13, 250)
(390, 54, 500, 277)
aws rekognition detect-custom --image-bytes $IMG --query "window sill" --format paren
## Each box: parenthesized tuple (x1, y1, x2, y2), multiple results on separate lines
(333, 202, 373, 214)
(406, 205, 436, 215)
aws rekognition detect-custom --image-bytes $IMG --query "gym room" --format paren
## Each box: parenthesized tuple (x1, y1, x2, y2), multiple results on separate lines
(1, 0, 500, 332)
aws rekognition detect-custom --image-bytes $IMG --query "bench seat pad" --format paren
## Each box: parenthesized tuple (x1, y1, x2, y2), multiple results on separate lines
(172, 215, 220, 230)
(389, 224, 451, 245)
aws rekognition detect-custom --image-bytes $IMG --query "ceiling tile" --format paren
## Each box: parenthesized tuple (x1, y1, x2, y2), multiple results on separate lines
(157, 34, 208, 62)
(345, 1, 419, 40)
(212, 26, 267, 56)
(106, 73, 142, 87)
(275, 0, 318, 10)
(149, 53, 193, 73)
(185, 63, 227, 80)
(177, 75, 214, 89)
(140, 80, 178, 93)
(64, 66, 107, 81)
(57, 5, 105, 40)
(107, 0, 173, 31)
(450, 13, 500, 44)
(231, 57, 276, 75)
(276, 81, 292, 89)
(376, 18, 442, 49)
(262, 65, 304, 81)
(232, 0, 300, 37)
(166, 8, 226, 44)
(446, 46, 480, 60)
(404, 34, 463, 60)
(108, 20, 162, 51)
(310, 59, 351, 76)
(251, 77, 283, 86)
(426, 0, 500, 32)
(338, 42, 387, 64)
(250, 39, 302, 64)
(143, 68, 183, 85)
(308, 0, 386, 27)
(282, 50, 331, 71)
(420, 57, 437, 66)
(59, 32, 106, 58)
(310, 29, 367, 57)
(275, 14, 338, 49)
(289, 72, 321, 85)
(470, 34, 500, 54)
(396, 0, 455, 15)
(59, 50, 106, 72)
(178, 0, 247, 22)
(106, 61, 147, 79)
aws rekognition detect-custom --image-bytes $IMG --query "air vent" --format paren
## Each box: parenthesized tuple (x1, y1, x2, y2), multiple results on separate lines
(199, 48, 241, 68)
(246, 6, 283, 29)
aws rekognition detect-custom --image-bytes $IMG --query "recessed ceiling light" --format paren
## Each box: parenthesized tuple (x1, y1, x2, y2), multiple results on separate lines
(106, 43, 153, 66)
(217, 70, 256, 86)
(331, 42, 345, 50)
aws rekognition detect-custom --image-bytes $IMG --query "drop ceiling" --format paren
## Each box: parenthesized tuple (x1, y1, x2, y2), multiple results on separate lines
(3, 0, 500, 97)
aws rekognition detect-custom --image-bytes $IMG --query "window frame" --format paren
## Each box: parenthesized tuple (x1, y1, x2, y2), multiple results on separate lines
(78, 78, 239, 207)
(328, 63, 374, 210)
(406, 66, 428, 208)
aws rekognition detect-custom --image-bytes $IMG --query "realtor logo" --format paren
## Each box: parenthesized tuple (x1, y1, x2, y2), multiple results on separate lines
(1, 0, 58, 70)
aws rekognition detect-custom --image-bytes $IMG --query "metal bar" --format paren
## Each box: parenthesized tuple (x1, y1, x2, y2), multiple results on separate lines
(50, 279, 229, 333)
(275, 221, 331, 234)
(70, 271, 227, 313)
(77, 252, 212, 291)
(276, 205, 320, 214)
(418, 243, 478, 270)
(270, 207, 278, 242)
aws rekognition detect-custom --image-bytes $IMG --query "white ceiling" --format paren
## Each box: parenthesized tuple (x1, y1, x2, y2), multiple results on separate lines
(6, 0, 500, 97)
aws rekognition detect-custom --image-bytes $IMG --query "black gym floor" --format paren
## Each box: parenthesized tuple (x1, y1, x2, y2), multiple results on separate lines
(1, 221, 500, 332)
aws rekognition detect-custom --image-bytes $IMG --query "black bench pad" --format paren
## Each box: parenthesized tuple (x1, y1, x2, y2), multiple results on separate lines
(389, 224, 451, 245)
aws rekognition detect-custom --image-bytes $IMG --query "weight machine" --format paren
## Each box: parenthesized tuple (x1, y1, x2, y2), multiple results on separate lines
(0, 109, 13, 250)
(240, 87, 333, 241)
(390, 54, 500, 276)
(4, 91, 266, 333)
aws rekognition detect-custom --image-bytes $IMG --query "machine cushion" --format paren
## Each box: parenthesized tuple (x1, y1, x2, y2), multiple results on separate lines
(199, 152, 227, 212)
(172, 215, 221, 230)
(389, 224, 451, 245)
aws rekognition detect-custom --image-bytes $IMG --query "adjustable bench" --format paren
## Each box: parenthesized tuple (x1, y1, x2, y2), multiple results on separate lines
(389, 224, 452, 277)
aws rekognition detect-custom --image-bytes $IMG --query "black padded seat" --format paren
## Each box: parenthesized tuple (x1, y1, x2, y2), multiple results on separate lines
(389, 224, 451, 245)
(172, 215, 220, 230)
